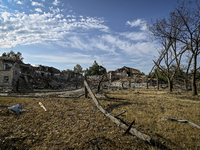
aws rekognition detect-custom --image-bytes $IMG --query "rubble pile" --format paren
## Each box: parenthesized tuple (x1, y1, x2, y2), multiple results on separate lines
(0, 56, 84, 92)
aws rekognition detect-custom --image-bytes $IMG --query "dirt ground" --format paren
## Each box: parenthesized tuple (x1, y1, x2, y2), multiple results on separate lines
(0, 87, 200, 150)
(0, 88, 85, 98)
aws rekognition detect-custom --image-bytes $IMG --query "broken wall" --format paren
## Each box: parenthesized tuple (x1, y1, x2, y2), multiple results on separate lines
(0, 60, 3, 70)
(0, 68, 14, 89)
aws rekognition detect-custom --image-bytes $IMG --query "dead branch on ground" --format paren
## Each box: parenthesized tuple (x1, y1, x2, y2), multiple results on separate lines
(162, 117, 200, 129)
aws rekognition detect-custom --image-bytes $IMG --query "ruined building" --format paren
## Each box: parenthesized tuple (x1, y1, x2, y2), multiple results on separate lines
(0, 56, 65, 91)
(108, 66, 140, 81)
(0, 57, 21, 90)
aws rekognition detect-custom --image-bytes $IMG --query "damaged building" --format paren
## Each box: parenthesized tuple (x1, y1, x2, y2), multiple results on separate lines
(61, 71, 82, 81)
(0, 56, 70, 92)
(0, 57, 21, 91)
(108, 66, 140, 81)
(33, 65, 61, 79)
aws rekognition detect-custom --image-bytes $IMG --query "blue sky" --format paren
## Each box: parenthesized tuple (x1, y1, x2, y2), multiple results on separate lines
(0, 0, 181, 74)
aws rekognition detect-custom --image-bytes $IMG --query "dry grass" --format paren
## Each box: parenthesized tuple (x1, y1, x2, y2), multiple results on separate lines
(0, 87, 200, 149)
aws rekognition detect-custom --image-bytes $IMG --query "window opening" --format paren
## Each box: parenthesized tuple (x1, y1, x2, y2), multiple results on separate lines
(4, 76, 9, 84)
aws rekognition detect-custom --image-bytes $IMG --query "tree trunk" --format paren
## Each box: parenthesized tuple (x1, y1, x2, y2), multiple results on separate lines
(168, 78, 173, 92)
(155, 69, 159, 90)
(184, 78, 188, 90)
(157, 77, 159, 90)
(192, 54, 197, 96)
(146, 78, 149, 89)
(97, 74, 106, 93)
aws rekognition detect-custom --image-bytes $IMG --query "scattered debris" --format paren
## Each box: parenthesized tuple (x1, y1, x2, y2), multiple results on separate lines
(39, 102, 47, 111)
(95, 93, 105, 97)
(8, 103, 26, 114)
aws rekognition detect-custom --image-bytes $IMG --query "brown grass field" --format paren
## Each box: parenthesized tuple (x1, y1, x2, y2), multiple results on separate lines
(0, 87, 200, 149)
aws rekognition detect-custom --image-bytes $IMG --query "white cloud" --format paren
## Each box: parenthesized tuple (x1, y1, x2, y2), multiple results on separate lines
(119, 32, 147, 41)
(53, 0, 60, 6)
(101, 34, 156, 56)
(55, 35, 118, 55)
(1, 12, 11, 21)
(0, 5, 8, 8)
(65, 36, 92, 50)
(25, 53, 93, 64)
(49, 7, 60, 14)
(0, 10, 109, 48)
(126, 19, 147, 31)
(31, 1, 44, 7)
(35, 8, 42, 12)
(55, 14, 63, 18)
(17, 1, 22, 4)
(41, 0, 45, 2)
(127, 19, 145, 27)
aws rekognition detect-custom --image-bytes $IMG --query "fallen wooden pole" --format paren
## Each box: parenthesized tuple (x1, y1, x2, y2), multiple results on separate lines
(162, 117, 200, 129)
(84, 80, 153, 144)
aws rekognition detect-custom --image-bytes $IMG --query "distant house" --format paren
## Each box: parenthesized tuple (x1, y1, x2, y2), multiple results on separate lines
(108, 66, 140, 81)
(115, 66, 140, 76)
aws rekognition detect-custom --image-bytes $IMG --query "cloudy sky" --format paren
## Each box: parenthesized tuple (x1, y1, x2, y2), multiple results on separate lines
(0, 0, 180, 74)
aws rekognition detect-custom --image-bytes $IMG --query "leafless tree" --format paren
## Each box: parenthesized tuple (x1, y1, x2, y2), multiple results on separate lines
(173, 51, 193, 90)
(153, 37, 180, 92)
(148, 0, 200, 95)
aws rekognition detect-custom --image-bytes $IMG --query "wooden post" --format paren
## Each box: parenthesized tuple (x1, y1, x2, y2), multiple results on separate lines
(123, 120, 135, 135)
(84, 74, 88, 98)
(146, 78, 149, 89)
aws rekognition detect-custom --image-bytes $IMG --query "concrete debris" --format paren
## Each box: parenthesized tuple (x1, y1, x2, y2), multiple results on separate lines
(95, 93, 105, 97)
(8, 103, 26, 114)
(39, 102, 47, 111)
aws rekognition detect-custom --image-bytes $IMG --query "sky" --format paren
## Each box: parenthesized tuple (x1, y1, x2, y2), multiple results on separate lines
(0, 0, 182, 74)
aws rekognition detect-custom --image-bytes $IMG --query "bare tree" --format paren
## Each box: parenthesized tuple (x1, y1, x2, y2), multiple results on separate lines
(153, 38, 177, 92)
(148, 0, 200, 95)
(173, 51, 193, 90)
(155, 68, 159, 90)
(173, 1, 200, 95)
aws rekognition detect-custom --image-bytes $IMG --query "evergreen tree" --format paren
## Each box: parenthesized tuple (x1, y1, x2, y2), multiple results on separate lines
(88, 60, 106, 75)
